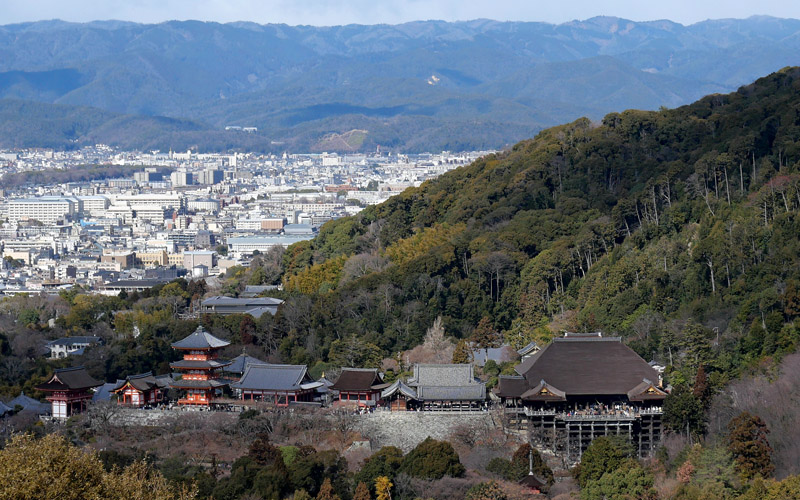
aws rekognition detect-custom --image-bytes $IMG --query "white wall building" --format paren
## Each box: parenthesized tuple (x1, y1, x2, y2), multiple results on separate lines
(7, 197, 77, 225)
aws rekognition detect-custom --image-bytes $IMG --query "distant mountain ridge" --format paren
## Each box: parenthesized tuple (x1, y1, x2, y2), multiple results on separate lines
(0, 16, 799, 152)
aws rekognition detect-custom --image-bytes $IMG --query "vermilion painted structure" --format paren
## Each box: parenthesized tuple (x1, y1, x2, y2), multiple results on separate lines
(231, 363, 322, 406)
(35, 366, 102, 419)
(112, 372, 169, 407)
(331, 368, 387, 404)
(169, 326, 231, 405)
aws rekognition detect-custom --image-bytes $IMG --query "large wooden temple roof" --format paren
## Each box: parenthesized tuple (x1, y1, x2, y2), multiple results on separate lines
(513, 336, 660, 397)
(331, 368, 385, 392)
(35, 366, 102, 392)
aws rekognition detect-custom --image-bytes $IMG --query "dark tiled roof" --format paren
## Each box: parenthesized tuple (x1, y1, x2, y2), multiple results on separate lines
(93, 381, 124, 401)
(494, 375, 528, 398)
(627, 379, 668, 401)
(514, 337, 660, 396)
(46, 336, 103, 346)
(171, 326, 230, 350)
(231, 363, 312, 392)
(0, 401, 12, 415)
(408, 363, 486, 401)
(170, 359, 231, 370)
(331, 368, 384, 392)
(170, 379, 228, 389)
(201, 296, 284, 306)
(517, 341, 540, 356)
(114, 372, 171, 392)
(417, 385, 486, 401)
(36, 366, 102, 392)
(102, 279, 170, 288)
(7, 393, 49, 414)
(409, 364, 476, 387)
(520, 380, 566, 401)
(519, 473, 547, 489)
(381, 380, 418, 399)
(224, 353, 266, 375)
(315, 376, 335, 393)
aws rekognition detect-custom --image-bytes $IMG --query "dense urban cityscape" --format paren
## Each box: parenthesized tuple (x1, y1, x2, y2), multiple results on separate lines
(0, 147, 489, 296)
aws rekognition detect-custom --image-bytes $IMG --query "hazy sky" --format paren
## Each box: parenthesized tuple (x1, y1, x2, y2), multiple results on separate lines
(2, 0, 800, 26)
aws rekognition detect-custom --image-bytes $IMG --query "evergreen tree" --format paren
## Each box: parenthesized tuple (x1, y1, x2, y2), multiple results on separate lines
(727, 412, 775, 480)
(575, 436, 635, 489)
(580, 459, 657, 500)
(663, 384, 706, 440)
(399, 438, 465, 479)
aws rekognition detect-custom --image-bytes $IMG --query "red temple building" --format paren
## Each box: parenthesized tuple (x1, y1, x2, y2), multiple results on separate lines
(170, 326, 231, 405)
(112, 372, 170, 407)
(331, 368, 387, 405)
(35, 366, 102, 419)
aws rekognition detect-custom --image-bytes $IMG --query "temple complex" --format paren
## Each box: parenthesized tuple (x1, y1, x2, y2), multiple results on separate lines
(170, 326, 231, 405)
(495, 332, 666, 462)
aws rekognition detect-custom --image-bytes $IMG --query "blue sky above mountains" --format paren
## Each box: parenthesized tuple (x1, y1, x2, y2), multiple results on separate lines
(4, 0, 800, 26)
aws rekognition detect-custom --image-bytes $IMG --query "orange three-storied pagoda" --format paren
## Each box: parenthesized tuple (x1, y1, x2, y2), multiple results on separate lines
(170, 326, 231, 405)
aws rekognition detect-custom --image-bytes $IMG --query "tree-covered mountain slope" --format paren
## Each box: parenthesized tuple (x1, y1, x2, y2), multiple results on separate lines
(274, 67, 800, 384)
(0, 99, 283, 151)
(2, 16, 800, 151)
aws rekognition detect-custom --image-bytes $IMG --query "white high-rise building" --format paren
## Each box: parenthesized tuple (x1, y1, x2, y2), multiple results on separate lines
(7, 197, 77, 225)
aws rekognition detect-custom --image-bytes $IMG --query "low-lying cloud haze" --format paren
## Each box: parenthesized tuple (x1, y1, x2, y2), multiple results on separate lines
(3, 0, 800, 26)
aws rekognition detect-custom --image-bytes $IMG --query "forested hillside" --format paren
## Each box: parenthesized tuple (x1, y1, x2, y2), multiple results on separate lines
(2, 16, 800, 151)
(276, 67, 800, 389)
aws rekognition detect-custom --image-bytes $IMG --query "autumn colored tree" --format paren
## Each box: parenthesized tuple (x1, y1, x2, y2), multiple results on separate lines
(239, 315, 256, 344)
(354, 446, 403, 496)
(0, 433, 194, 500)
(472, 316, 501, 352)
(692, 364, 711, 408)
(727, 412, 775, 480)
(374, 476, 392, 500)
(452, 339, 473, 364)
(353, 482, 371, 500)
(315, 478, 341, 500)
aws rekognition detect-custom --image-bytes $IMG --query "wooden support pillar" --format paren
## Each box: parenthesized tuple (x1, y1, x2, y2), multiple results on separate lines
(638, 421, 643, 457)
